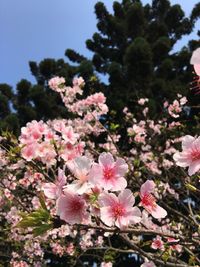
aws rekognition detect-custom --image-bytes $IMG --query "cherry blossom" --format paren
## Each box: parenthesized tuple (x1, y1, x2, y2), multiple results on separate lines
(167, 237, 182, 252)
(56, 189, 88, 224)
(151, 235, 164, 250)
(168, 100, 182, 118)
(0, 74, 197, 266)
(99, 189, 141, 228)
(140, 180, 167, 219)
(48, 76, 65, 92)
(66, 156, 92, 194)
(89, 152, 128, 191)
(173, 135, 200, 176)
(42, 168, 66, 199)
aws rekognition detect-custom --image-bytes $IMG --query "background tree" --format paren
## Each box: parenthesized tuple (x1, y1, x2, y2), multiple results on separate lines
(1, 0, 200, 134)
(66, 0, 200, 119)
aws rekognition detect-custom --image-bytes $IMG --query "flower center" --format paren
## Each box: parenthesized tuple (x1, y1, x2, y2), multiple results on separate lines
(70, 198, 83, 211)
(112, 204, 125, 218)
(103, 167, 115, 180)
(191, 149, 200, 161)
(141, 193, 157, 209)
(154, 240, 162, 247)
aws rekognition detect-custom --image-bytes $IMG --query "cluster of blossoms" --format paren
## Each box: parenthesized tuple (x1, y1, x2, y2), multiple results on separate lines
(165, 95, 187, 118)
(20, 119, 83, 165)
(0, 60, 200, 267)
(48, 76, 108, 120)
(43, 152, 167, 229)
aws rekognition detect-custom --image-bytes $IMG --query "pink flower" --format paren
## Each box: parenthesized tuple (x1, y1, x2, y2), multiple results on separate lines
(151, 235, 164, 250)
(141, 261, 156, 267)
(48, 76, 65, 92)
(89, 152, 128, 191)
(99, 189, 141, 229)
(42, 168, 66, 199)
(73, 77, 85, 88)
(190, 47, 200, 76)
(21, 143, 38, 161)
(167, 237, 182, 252)
(62, 126, 79, 144)
(138, 98, 149, 105)
(140, 180, 167, 219)
(168, 100, 181, 118)
(56, 189, 88, 224)
(173, 135, 200, 176)
(66, 156, 92, 194)
(180, 96, 187, 106)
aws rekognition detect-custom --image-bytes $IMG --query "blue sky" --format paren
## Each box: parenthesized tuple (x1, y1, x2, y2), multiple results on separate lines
(0, 0, 199, 87)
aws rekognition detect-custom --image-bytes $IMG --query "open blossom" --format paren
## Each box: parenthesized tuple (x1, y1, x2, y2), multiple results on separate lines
(138, 98, 149, 105)
(168, 100, 181, 118)
(151, 235, 164, 250)
(56, 189, 88, 224)
(66, 156, 92, 194)
(48, 76, 65, 92)
(140, 180, 167, 219)
(167, 237, 182, 252)
(73, 76, 85, 87)
(62, 126, 79, 144)
(99, 189, 141, 229)
(190, 47, 200, 76)
(42, 168, 66, 199)
(89, 152, 128, 191)
(173, 135, 200, 176)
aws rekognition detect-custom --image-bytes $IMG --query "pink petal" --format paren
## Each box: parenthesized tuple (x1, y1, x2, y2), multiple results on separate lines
(188, 160, 200, 176)
(190, 48, 200, 65)
(173, 152, 190, 167)
(88, 164, 103, 184)
(129, 207, 142, 224)
(194, 64, 200, 76)
(99, 152, 114, 167)
(115, 158, 128, 176)
(151, 204, 167, 219)
(99, 192, 118, 207)
(115, 216, 128, 228)
(118, 189, 135, 206)
(42, 183, 58, 199)
(66, 181, 90, 194)
(57, 168, 66, 186)
(110, 177, 127, 191)
(100, 207, 115, 227)
(140, 180, 155, 197)
(193, 137, 200, 148)
(182, 135, 195, 150)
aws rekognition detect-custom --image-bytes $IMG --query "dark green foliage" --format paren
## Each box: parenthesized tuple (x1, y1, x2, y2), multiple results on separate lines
(0, 0, 200, 133)
(66, 0, 200, 119)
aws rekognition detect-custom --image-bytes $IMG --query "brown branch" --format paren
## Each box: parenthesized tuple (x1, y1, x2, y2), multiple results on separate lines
(120, 234, 199, 267)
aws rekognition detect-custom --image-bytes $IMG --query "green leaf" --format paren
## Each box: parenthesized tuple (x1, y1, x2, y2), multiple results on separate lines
(110, 123, 120, 131)
(33, 223, 53, 237)
(38, 192, 48, 210)
(17, 208, 52, 236)
(161, 248, 172, 262)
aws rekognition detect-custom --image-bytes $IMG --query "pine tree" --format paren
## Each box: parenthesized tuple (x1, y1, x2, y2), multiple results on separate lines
(66, 0, 200, 118)
(0, 0, 200, 132)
